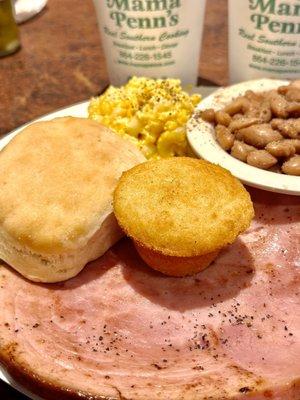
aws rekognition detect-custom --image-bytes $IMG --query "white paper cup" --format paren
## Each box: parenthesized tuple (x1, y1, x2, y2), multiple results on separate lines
(93, 0, 206, 86)
(229, 0, 300, 83)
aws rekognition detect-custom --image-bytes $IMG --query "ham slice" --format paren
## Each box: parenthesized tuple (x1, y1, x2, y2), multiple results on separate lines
(0, 188, 299, 400)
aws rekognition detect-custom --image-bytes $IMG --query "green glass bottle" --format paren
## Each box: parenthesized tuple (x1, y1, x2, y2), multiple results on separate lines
(0, 0, 20, 57)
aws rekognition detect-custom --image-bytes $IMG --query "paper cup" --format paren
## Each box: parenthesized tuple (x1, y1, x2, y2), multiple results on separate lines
(229, 0, 300, 83)
(93, 0, 206, 86)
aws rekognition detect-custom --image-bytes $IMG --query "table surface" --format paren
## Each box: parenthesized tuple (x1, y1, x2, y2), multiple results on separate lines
(0, 0, 227, 398)
(0, 0, 228, 137)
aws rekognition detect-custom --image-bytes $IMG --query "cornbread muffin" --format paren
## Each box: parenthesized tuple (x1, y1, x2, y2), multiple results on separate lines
(0, 117, 144, 282)
(113, 158, 254, 276)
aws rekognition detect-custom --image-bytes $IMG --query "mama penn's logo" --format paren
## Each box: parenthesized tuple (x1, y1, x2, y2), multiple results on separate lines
(248, 0, 300, 32)
(106, 0, 181, 11)
(106, 0, 181, 29)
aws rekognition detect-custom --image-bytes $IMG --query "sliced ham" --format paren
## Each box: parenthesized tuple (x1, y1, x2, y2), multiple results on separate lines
(0, 188, 299, 400)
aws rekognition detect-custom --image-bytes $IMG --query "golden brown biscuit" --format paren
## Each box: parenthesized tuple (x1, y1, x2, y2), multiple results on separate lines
(113, 158, 254, 276)
(0, 117, 145, 282)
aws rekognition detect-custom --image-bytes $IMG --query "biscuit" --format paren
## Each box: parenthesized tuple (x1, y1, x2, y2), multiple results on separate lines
(0, 117, 144, 282)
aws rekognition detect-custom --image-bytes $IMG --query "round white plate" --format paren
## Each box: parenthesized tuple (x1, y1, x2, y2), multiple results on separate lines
(187, 79, 300, 196)
(0, 88, 299, 397)
(0, 101, 89, 399)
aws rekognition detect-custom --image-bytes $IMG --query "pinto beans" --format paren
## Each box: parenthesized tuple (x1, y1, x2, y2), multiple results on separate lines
(244, 90, 264, 103)
(278, 85, 289, 95)
(200, 108, 216, 123)
(236, 124, 282, 148)
(259, 100, 272, 122)
(247, 150, 277, 170)
(282, 155, 300, 176)
(201, 80, 300, 175)
(215, 110, 231, 126)
(215, 125, 234, 150)
(232, 113, 244, 120)
(286, 139, 300, 153)
(269, 92, 289, 118)
(244, 91, 266, 119)
(230, 140, 255, 162)
(285, 88, 300, 102)
(271, 118, 284, 130)
(272, 119, 300, 139)
(229, 117, 260, 132)
(287, 102, 300, 118)
(265, 140, 296, 158)
(224, 97, 248, 115)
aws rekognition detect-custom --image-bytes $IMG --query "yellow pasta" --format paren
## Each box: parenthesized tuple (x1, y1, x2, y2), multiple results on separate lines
(88, 77, 201, 159)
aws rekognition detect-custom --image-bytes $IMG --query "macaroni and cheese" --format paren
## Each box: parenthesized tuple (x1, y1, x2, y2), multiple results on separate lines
(88, 77, 201, 159)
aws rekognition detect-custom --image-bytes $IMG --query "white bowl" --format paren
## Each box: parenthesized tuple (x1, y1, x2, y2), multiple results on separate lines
(187, 79, 300, 196)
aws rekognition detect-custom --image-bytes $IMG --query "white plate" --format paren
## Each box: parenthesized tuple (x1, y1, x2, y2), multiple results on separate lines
(0, 101, 89, 399)
(0, 84, 298, 398)
(187, 79, 300, 196)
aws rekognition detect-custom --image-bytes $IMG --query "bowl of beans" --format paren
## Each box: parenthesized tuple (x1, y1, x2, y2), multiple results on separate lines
(187, 79, 300, 195)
